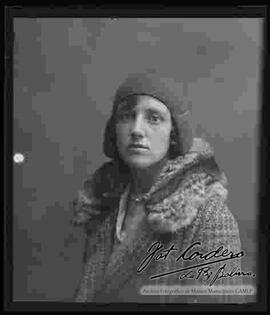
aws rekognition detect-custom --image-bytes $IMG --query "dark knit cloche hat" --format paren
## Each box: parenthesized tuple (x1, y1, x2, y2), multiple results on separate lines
(103, 72, 194, 159)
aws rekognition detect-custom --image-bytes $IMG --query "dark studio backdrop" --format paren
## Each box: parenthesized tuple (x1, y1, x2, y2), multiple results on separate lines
(13, 17, 262, 301)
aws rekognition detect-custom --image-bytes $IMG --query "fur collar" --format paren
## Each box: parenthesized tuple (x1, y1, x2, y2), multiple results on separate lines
(72, 138, 228, 234)
(143, 138, 228, 233)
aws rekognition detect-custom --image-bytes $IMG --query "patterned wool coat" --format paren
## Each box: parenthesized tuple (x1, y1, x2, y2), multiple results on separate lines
(72, 138, 245, 303)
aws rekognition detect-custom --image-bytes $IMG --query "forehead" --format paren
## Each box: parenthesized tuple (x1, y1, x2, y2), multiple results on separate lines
(117, 95, 170, 114)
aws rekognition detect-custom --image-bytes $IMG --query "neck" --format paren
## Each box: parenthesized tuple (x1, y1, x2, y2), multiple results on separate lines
(129, 157, 169, 195)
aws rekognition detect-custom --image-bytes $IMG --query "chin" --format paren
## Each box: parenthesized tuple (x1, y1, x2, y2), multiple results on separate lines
(124, 157, 154, 170)
(124, 155, 167, 170)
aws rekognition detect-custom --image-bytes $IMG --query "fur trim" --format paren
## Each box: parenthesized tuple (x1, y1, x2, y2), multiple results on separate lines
(146, 172, 228, 233)
(72, 137, 228, 233)
(144, 137, 228, 233)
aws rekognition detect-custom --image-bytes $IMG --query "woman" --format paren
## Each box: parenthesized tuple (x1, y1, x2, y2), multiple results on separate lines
(72, 73, 244, 303)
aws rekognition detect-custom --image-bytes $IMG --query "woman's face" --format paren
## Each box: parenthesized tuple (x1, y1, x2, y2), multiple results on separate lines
(115, 95, 172, 169)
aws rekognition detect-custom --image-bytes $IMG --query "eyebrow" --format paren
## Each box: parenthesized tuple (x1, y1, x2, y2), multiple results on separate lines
(117, 99, 169, 114)
(145, 107, 168, 116)
(116, 105, 169, 119)
(116, 96, 137, 112)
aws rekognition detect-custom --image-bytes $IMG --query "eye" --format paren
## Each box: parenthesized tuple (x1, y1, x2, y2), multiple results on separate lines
(148, 113, 162, 124)
(116, 111, 133, 122)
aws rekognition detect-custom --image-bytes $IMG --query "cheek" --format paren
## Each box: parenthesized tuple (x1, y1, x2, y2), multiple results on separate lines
(115, 124, 129, 147)
(152, 128, 171, 150)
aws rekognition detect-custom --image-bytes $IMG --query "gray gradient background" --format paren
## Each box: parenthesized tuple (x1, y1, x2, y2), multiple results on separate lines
(13, 18, 262, 301)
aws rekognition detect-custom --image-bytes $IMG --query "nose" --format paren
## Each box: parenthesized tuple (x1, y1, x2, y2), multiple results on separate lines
(130, 115, 145, 138)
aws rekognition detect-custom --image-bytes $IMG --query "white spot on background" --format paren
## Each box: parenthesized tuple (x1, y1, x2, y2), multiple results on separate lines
(14, 153, 25, 164)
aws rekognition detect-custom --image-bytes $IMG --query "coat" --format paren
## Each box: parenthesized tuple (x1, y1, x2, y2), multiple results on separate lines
(72, 138, 245, 303)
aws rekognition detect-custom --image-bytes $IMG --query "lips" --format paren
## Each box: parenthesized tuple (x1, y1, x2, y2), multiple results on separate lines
(128, 143, 149, 149)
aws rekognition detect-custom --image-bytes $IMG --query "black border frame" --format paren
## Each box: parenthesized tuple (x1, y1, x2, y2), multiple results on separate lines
(3, 4, 269, 312)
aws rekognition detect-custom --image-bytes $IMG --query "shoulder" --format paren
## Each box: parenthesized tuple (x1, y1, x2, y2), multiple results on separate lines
(196, 184, 241, 244)
(144, 137, 240, 235)
(180, 181, 242, 254)
(146, 176, 230, 233)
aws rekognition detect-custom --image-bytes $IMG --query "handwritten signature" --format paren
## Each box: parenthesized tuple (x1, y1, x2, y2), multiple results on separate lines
(137, 241, 255, 286)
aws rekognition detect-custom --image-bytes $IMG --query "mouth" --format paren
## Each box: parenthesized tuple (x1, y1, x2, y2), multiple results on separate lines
(128, 143, 149, 150)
